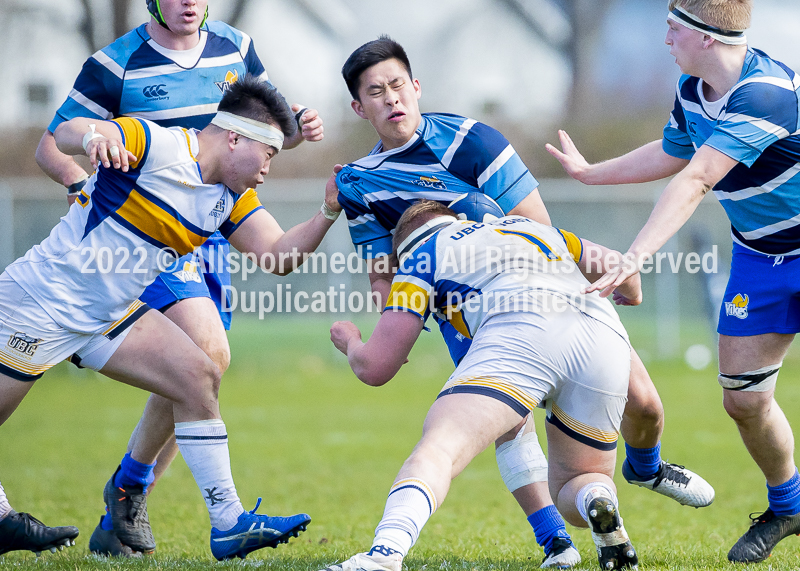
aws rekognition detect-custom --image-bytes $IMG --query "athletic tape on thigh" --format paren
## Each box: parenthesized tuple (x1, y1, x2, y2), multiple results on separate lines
(496, 424, 548, 492)
(718, 362, 782, 392)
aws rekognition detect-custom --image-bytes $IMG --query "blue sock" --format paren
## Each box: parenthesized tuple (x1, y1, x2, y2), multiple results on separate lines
(528, 505, 571, 554)
(625, 442, 662, 480)
(767, 469, 800, 516)
(114, 452, 156, 491)
(100, 507, 113, 531)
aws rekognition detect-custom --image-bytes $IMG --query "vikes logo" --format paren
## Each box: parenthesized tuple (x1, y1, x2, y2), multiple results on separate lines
(7, 332, 40, 356)
(412, 175, 447, 190)
(725, 293, 749, 319)
(214, 70, 239, 93)
(142, 84, 168, 98)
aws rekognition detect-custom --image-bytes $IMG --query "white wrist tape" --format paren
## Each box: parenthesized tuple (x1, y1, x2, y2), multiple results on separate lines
(82, 124, 104, 152)
(320, 202, 340, 221)
(496, 430, 548, 492)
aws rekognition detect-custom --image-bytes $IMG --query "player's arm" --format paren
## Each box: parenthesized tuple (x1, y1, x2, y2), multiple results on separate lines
(367, 256, 395, 309)
(585, 145, 738, 296)
(546, 133, 689, 185)
(577, 239, 642, 306)
(282, 105, 324, 149)
(330, 311, 424, 386)
(35, 130, 91, 198)
(226, 166, 342, 276)
(507, 188, 551, 225)
(53, 118, 136, 172)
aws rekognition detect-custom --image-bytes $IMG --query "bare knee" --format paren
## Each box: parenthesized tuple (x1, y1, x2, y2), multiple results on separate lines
(624, 365, 663, 424)
(179, 358, 222, 414)
(723, 390, 771, 424)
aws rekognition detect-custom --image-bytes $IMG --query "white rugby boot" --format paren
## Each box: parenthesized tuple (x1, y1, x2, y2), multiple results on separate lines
(320, 546, 403, 571)
(622, 460, 714, 508)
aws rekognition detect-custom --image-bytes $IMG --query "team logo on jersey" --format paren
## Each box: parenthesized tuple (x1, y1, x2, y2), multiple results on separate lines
(173, 261, 202, 284)
(142, 84, 169, 99)
(211, 197, 226, 219)
(412, 175, 447, 190)
(7, 332, 40, 356)
(214, 70, 239, 93)
(338, 170, 359, 185)
(725, 293, 749, 319)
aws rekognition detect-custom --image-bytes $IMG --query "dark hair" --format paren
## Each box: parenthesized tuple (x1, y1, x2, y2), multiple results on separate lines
(392, 200, 456, 255)
(342, 35, 413, 101)
(217, 74, 297, 139)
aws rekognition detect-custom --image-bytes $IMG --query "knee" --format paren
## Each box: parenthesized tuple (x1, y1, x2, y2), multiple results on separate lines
(182, 358, 222, 409)
(722, 390, 771, 424)
(212, 343, 231, 376)
(624, 372, 663, 424)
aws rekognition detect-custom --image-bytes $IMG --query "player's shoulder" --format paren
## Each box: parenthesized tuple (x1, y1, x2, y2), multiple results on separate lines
(95, 24, 149, 67)
(205, 20, 252, 52)
(727, 48, 799, 118)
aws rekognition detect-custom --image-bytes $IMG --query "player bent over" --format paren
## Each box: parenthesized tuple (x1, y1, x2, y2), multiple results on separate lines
(0, 75, 340, 560)
(322, 200, 642, 571)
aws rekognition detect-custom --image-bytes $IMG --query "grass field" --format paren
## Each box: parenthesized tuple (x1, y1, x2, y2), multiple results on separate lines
(2, 314, 800, 570)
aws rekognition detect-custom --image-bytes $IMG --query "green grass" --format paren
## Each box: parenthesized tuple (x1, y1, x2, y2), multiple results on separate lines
(3, 314, 800, 570)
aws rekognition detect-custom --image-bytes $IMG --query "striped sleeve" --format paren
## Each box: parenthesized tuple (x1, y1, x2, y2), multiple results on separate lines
(337, 168, 393, 259)
(48, 50, 125, 133)
(445, 121, 538, 213)
(556, 228, 583, 262)
(219, 189, 264, 238)
(705, 81, 800, 167)
(111, 117, 150, 169)
(662, 89, 695, 160)
(385, 238, 438, 319)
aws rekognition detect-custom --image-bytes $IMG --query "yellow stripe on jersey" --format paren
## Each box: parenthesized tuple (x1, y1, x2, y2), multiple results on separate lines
(444, 305, 472, 339)
(386, 281, 430, 317)
(115, 189, 207, 256)
(112, 117, 147, 169)
(558, 229, 583, 262)
(551, 402, 618, 444)
(228, 189, 263, 225)
(181, 129, 196, 161)
(444, 376, 540, 411)
(76, 190, 90, 207)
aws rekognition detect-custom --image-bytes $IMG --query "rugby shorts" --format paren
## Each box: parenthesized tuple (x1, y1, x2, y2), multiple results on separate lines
(718, 242, 800, 336)
(438, 306, 631, 451)
(0, 274, 146, 381)
(139, 233, 233, 330)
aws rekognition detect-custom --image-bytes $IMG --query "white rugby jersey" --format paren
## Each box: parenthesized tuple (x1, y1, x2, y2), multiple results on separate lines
(385, 216, 628, 343)
(5, 117, 263, 333)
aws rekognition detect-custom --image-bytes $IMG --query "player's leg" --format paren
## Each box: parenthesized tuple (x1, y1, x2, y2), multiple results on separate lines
(720, 332, 800, 563)
(321, 393, 523, 571)
(91, 309, 307, 559)
(495, 416, 579, 568)
(619, 347, 715, 507)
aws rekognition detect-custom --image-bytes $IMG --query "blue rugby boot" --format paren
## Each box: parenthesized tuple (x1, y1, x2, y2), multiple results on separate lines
(210, 498, 310, 560)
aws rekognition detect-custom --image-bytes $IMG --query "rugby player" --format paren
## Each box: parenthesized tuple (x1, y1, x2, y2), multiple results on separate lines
(33, 0, 323, 556)
(322, 200, 642, 571)
(547, 0, 800, 562)
(0, 76, 339, 560)
(334, 36, 713, 567)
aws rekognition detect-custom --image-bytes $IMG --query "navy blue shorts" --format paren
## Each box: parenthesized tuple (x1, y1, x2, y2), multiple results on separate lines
(139, 233, 233, 330)
(717, 242, 800, 336)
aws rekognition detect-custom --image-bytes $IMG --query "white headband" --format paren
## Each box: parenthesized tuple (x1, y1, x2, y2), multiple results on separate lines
(668, 6, 747, 45)
(210, 111, 284, 151)
(396, 216, 458, 263)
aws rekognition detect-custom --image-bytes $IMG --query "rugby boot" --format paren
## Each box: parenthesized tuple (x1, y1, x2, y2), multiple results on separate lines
(541, 537, 581, 569)
(0, 510, 78, 556)
(622, 460, 714, 508)
(727, 508, 800, 563)
(88, 516, 142, 558)
(319, 545, 403, 571)
(103, 467, 155, 553)
(210, 498, 310, 560)
(587, 497, 638, 570)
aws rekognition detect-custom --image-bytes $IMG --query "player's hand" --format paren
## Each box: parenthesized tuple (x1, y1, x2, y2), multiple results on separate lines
(612, 272, 643, 306)
(545, 130, 592, 183)
(331, 320, 362, 355)
(293, 104, 324, 143)
(85, 136, 136, 172)
(583, 251, 642, 298)
(324, 164, 343, 213)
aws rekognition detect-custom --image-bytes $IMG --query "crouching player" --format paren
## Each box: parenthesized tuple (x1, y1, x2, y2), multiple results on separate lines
(323, 200, 643, 571)
(0, 75, 340, 560)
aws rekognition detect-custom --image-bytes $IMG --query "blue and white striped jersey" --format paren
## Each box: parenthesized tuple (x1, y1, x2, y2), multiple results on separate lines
(337, 113, 539, 260)
(385, 216, 628, 344)
(663, 48, 800, 255)
(48, 21, 267, 132)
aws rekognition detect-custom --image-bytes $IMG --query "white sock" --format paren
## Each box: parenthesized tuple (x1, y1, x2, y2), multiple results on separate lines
(0, 481, 11, 520)
(372, 478, 437, 556)
(576, 481, 618, 523)
(175, 420, 244, 531)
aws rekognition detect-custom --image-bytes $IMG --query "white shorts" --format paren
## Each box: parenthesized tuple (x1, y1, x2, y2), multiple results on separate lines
(0, 274, 146, 381)
(438, 308, 631, 451)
